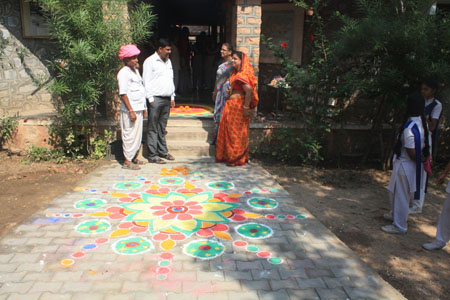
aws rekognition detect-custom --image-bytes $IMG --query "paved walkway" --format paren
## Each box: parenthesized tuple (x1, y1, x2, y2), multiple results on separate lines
(0, 161, 406, 300)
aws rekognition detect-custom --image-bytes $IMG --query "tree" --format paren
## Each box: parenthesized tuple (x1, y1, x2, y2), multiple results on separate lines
(36, 0, 155, 158)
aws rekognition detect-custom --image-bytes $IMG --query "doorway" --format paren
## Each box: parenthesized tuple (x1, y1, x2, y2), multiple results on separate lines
(138, 0, 232, 104)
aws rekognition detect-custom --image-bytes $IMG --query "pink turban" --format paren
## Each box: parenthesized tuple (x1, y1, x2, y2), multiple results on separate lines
(118, 44, 140, 60)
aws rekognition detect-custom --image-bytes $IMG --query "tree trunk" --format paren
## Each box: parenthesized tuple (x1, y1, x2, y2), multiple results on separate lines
(361, 95, 387, 166)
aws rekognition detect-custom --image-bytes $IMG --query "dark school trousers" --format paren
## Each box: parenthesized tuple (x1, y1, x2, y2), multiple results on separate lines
(146, 96, 170, 159)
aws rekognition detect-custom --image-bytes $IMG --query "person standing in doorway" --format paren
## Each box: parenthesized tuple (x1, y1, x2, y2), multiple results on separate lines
(143, 38, 176, 164)
(117, 44, 146, 170)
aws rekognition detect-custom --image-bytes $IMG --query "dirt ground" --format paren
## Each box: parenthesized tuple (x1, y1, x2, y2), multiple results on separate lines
(265, 164, 450, 300)
(0, 152, 105, 237)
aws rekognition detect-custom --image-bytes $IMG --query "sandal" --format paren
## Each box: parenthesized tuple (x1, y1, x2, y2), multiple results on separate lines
(132, 159, 146, 165)
(122, 163, 141, 170)
(159, 153, 175, 161)
(148, 157, 166, 164)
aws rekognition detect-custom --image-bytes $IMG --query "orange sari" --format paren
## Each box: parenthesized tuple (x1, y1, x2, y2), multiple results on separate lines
(216, 53, 259, 166)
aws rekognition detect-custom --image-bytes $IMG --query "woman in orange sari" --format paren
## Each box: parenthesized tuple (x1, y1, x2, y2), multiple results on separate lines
(216, 51, 259, 166)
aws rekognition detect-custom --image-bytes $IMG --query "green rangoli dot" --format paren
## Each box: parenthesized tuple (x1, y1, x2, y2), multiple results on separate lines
(246, 245, 259, 252)
(278, 215, 286, 219)
(159, 260, 170, 266)
(158, 275, 166, 280)
(296, 214, 306, 219)
(268, 257, 282, 264)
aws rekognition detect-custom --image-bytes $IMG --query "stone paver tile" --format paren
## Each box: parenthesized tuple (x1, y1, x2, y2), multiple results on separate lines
(236, 261, 263, 271)
(240, 279, 271, 291)
(349, 276, 380, 287)
(0, 254, 14, 263)
(1, 238, 28, 246)
(0, 264, 18, 272)
(323, 276, 356, 288)
(211, 280, 241, 292)
(22, 272, 53, 282)
(29, 282, 62, 293)
(10, 254, 40, 264)
(25, 238, 53, 246)
(287, 288, 320, 299)
(150, 280, 182, 293)
(91, 281, 123, 292)
(198, 292, 229, 300)
(182, 281, 213, 293)
(0, 282, 33, 293)
(251, 269, 280, 280)
(37, 293, 71, 300)
(104, 294, 134, 300)
(269, 278, 299, 290)
(6, 293, 41, 300)
(258, 289, 290, 300)
(167, 294, 194, 300)
(278, 267, 308, 279)
(52, 271, 83, 281)
(343, 286, 390, 300)
(166, 271, 196, 282)
(227, 291, 259, 300)
(331, 267, 373, 278)
(287, 259, 315, 268)
(197, 270, 225, 281)
(30, 245, 59, 253)
(224, 270, 252, 281)
(296, 278, 326, 289)
(211, 259, 236, 271)
(60, 282, 93, 293)
(122, 281, 152, 293)
(16, 263, 45, 272)
(306, 268, 334, 278)
(316, 287, 349, 300)
(72, 293, 104, 300)
(0, 272, 26, 283)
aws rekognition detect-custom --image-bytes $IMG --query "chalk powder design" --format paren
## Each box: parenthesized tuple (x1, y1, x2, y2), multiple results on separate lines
(58, 166, 308, 273)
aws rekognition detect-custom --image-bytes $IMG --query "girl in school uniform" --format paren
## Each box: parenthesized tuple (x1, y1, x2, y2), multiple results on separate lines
(382, 94, 431, 234)
(423, 160, 450, 250)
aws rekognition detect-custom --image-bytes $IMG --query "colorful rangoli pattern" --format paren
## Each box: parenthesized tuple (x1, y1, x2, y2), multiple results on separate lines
(207, 181, 234, 190)
(170, 104, 214, 118)
(75, 199, 107, 210)
(247, 197, 278, 209)
(56, 166, 310, 273)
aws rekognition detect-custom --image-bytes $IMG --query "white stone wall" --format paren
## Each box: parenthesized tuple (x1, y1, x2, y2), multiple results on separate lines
(0, 0, 54, 118)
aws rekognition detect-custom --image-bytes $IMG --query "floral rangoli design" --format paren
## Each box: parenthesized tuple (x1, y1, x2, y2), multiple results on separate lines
(55, 166, 308, 275)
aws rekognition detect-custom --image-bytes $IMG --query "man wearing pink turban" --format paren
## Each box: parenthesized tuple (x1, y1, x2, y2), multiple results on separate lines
(117, 44, 146, 169)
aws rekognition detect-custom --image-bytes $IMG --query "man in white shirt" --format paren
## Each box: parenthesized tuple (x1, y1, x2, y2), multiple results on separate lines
(143, 38, 176, 164)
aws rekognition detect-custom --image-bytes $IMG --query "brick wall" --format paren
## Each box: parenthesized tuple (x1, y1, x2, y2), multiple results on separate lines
(234, 0, 262, 76)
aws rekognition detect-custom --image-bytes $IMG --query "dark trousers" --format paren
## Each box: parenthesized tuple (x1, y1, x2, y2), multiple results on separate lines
(146, 96, 170, 158)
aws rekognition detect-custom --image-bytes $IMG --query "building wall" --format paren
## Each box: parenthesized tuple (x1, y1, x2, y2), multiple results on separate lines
(0, 0, 54, 118)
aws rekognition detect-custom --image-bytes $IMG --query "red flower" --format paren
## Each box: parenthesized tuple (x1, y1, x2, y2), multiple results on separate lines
(310, 34, 315, 41)
(281, 42, 288, 49)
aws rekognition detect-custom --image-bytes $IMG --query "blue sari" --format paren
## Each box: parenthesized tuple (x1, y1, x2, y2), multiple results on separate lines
(213, 60, 233, 124)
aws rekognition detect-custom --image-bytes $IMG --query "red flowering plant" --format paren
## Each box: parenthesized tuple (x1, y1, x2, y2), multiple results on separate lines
(281, 41, 288, 49)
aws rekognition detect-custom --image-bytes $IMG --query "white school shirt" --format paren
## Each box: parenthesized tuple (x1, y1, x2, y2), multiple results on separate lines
(142, 52, 175, 103)
(425, 98, 442, 120)
(117, 66, 146, 112)
(387, 117, 426, 194)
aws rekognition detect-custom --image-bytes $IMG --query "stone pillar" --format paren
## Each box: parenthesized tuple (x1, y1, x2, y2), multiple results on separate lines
(234, 0, 262, 77)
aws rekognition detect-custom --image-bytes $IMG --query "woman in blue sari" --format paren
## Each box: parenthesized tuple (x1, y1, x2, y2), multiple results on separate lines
(211, 43, 233, 144)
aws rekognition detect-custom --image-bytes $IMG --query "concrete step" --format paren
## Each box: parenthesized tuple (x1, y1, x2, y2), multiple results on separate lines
(166, 118, 215, 128)
(165, 126, 214, 143)
(136, 140, 215, 159)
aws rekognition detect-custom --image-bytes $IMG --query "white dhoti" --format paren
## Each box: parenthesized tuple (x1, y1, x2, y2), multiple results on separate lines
(436, 186, 450, 244)
(120, 110, 143, 161)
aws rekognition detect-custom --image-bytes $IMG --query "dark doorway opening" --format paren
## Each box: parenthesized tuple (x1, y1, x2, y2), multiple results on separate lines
(138, 0, 231, 105)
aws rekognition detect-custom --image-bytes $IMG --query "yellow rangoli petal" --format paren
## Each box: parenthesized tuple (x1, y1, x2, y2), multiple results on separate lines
(194, 212, 226, 222)
(173, 219, 197, 231)
(153, 218, 175, 232)
(201, 202, 235, 212)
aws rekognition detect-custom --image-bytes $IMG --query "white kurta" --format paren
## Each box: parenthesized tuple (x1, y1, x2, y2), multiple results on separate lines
(120, 110, 144, 161)
(387, 117, 426, 232)
(436, 182, 450, 244)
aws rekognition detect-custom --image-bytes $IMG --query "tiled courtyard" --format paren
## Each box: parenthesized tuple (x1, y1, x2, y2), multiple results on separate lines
(0, 161, 406, 300)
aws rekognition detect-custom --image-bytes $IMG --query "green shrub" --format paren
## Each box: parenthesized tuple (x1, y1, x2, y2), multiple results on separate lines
(36, 0, 155, 159)
(0, 117, 19, 149)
